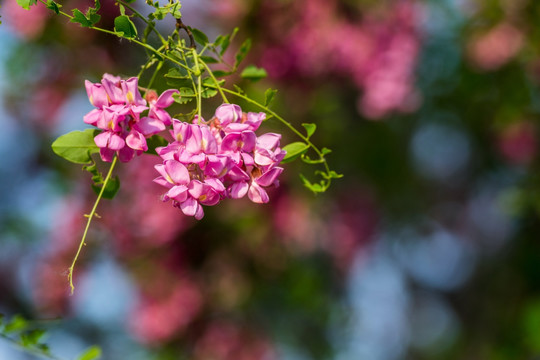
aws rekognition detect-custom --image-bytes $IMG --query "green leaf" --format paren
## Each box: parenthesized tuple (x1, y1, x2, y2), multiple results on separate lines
(146, 135, 168, 156)
(219, 27, 238, 56)
(92, 176, 120, 200)
(45, 0, 61, 14)
(173, 89, 195, 104)
(190, 27, 209, 45)
(16, 0, 37, 10)
(4, 315, 27, 334)
(114, 15, 137, 38)
(264, 88, 277, 107)
(281, 142, 309, 163)
(52, 129, 100, 164)
(199, 55, 219, 64)
(77, 345, 102, 360)
(234, 38, 252, 69)
(212, 70, 231, 78)
(321, 147, 332, 156)
(71, 9, 93, 27)
(20, 329, 46, 347)
(301, 123, 316, 138)
(240, 65, 267, 81)
(164, 68, 192, 88)
(299, 174, 325, 193)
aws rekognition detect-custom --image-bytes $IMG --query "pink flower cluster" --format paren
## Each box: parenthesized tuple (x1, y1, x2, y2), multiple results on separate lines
(154, 104, 285, 220)
(84, 74, 177, 162)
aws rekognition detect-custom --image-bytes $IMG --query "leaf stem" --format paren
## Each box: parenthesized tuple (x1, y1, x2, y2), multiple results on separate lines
(0, 333, 63, 360)
(201, 61, 229, 103)
(117, 0, 167, 45)
(68, 156, 118, 295)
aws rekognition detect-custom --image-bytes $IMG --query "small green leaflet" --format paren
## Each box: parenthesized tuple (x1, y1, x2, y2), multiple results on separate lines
(264, 88, 277, 107)
(45, 0, 61, 14)
(16, 0, 37, 10)
(164, 68, 192, 88)
(234, 38, 252, 69)
(77, 346, 102, 360)
(240, 65, 267, 81)
(302, 123, 316, 138)
(190, 27, 209, 45)
(3, 315, 27, 334)
(114, 15, 137, 38)
(281, 142, 309, 163)
(51, 129, 100, 164)
(146, 135, 168, 156)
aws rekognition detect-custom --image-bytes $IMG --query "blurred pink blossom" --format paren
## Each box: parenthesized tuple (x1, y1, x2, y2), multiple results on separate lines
(497, 121, 537, 166)
(468, 23, 524, 71)
(2, 0, 49, 40)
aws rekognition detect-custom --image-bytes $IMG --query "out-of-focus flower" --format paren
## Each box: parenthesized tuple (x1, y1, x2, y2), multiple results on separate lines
(2, 0, 49, 40)
(497, 121, 537, 166)
(467, 23, 524, 71)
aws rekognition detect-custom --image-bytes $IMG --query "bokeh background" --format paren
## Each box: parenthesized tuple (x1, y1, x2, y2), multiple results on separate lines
(1, 0, 540, 359)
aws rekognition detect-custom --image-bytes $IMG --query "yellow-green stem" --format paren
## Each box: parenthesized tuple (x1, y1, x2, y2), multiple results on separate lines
(68, 156, 118, 295)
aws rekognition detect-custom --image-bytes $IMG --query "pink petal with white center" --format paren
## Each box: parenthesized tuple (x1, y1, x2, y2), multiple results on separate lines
(85, 81, 108, 108)
(228, 181, 249, 199)
(173, 120, 190, 143)
(123, 77, 146, 106)
(94, 131, 111, 148)
(254, 148, 276, 166)
(164, 160, 190, 185)
(256, 166, 283, 187)
(108, 133, 126, 150)
(84, 109, 102, 125)
(101, 76, 124, 104)
(186, 124, 203, 154)
(227, 166, 250, 181)
(221, 133, 242, 152)
(246, 112, 265, 131)
(215, 103, 242, 125)
(153, 176, 172, 188)
(248, 182, 270, 203)
(149, 108, 172, 126)
(256, 133, 281, 150)
(241, 153, 254, 166)
(205, 178, 226, 193)
(188, 180, 205, 199)
(223, 122, 250, 133)
(167, 185, 188, 202)
(155, 89, 179, 108)
(241, 131, 257, 152)
(201, 126, 218, 153)
(194, 205, 204, 220)
(180, 197, 199, 217)
(136, 116, 166, 136)
(126, 130, 148, 151)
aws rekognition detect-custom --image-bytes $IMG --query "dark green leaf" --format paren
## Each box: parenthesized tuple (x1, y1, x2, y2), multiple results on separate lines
(20, 329, 46, 347)
(264, 88, 277, 107)
(302, 123, 316, 138)
(51, 129, 100, 164)
(114, 15, 137, 38)
(45, 0, 61, 14)
(190, 27, 209, 45)
(92, 176, 120, 200)
(240, 65, 267, 81)
(234, 38, 252, 69)
(281, 142, 309, 163)
(164, 68, 192, 88)
(77, 346, 102, 360)
(146, 135, 168, 156)
(16, 0, 37, 10)
(200, 55, 219, 64)
(220, 27, 238, 56)
(71, 9, 92, 27)
(212, 70, 231, 78)
(173, 89, 195, 104)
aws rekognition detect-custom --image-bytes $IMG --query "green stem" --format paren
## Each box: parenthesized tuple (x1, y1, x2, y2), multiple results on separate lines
(0, 334, 63, 360)
(201, 61, 228, 103)
(145, 61, 163, 94)
(68, 156, 118, 295)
